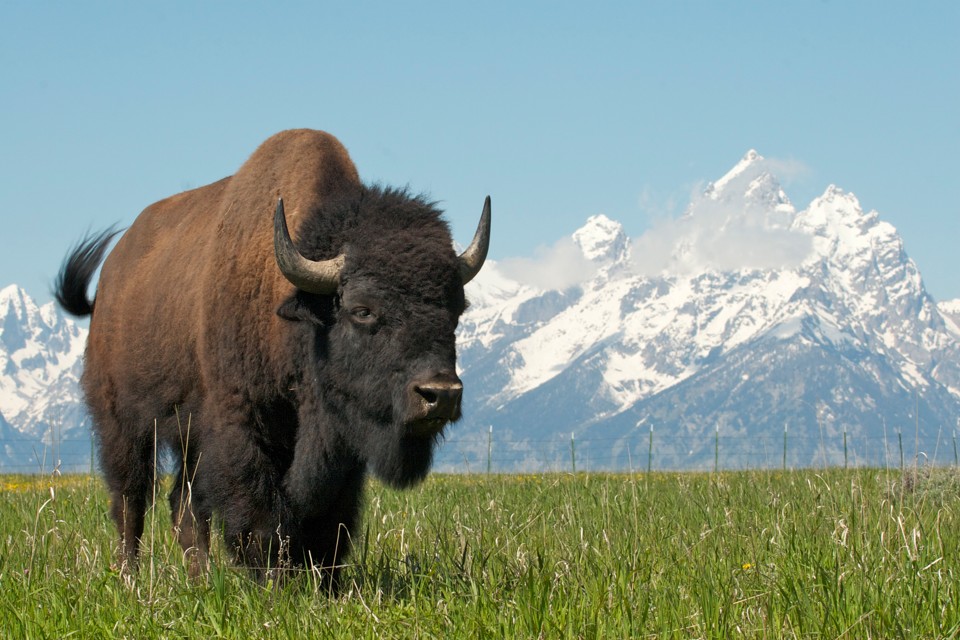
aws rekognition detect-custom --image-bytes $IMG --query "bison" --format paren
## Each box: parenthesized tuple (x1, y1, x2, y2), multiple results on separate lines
(54, 129, 490, 584)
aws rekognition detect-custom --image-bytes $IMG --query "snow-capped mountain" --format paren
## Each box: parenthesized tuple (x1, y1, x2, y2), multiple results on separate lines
(0, 285, 91, 472)
(2, 150, 957, 472)
(449, 151, 960, 471)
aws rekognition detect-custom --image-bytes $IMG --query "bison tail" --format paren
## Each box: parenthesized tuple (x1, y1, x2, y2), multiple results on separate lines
(53, 228, 121, 317)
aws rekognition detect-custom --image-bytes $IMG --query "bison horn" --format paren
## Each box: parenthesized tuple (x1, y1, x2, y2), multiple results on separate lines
(458, 196, 491, 285)
(274, 198, 345, 294)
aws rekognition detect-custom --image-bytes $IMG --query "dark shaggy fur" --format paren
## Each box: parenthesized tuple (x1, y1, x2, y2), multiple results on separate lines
(53, 130, 486, 587)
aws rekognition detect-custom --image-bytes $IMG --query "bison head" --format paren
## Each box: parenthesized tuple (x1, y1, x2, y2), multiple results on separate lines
(275, 187, 489, 488)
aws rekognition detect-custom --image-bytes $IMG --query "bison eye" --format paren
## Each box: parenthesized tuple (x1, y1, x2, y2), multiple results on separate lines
(350, 306, 375, 323)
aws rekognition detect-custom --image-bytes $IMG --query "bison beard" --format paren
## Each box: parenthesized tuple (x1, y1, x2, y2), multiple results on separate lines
(53, 129, 489, 588)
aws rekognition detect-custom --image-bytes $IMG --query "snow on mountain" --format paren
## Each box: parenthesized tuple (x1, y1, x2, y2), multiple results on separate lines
(939, 300, 960, 336)
(0, 285, 91, 471)
(3, 150, 957, 472)
(706, 149, 794, 216)
(451, 151, 960, 470)
(572, 214, 629, 263)
(466, 153, 813, 411)
(630, 152, 812, 278)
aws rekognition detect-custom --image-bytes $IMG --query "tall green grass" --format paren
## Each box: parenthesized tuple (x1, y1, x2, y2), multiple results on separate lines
(0, 468, 958, 638)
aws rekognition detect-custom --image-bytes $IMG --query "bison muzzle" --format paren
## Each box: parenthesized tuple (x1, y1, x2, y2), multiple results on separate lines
(54, 129, 490, 586)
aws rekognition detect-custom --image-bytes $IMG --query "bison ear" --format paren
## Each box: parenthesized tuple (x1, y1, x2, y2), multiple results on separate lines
(277, 297, 312, 322)
(276, 293, 333, 325)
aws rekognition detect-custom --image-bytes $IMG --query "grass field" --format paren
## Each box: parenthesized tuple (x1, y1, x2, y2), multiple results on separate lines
(1, 467, 958, 639)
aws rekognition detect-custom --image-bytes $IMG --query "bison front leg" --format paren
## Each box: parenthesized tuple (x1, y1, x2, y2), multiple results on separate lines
(199, 401, 295, 579)
(293, 465, 366, 593)
(284, 408, 367, 593)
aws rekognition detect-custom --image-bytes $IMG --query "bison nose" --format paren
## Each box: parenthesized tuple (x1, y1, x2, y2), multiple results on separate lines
(410, 376, 463, 423)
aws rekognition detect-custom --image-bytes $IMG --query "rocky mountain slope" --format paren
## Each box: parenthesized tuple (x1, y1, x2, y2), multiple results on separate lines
(0, 285, 91, 472)
(448, 151, 960, 470)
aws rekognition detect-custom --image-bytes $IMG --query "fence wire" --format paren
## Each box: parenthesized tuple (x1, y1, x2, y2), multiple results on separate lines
(1, 428, 956, 475)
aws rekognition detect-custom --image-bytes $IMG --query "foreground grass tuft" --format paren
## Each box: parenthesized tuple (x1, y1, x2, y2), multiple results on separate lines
(1, 468, 958, 638)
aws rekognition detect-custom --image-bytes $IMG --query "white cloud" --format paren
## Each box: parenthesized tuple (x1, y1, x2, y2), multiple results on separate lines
(637, 184, 684, 221)
(630, 191, 813, 276)
(764, 157, 811, 185)
(499, 152, 816, 284)
(627, 153, 816, 276)
(498, 237, 598, 291)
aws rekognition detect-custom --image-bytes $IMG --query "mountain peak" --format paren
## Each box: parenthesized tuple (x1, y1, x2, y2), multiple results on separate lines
(1, 284, 31, 308)
(708, 150, 763, 195)
(705, 150, 792, 212)
(0, 285, 41, 332)
(795, 185, 884, 241)
(572, 214, 628, 262)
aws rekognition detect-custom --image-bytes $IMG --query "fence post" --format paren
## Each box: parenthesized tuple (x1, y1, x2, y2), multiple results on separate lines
(714, 424, 719, 473)
(570, 432, 576, 474)
(882, 418, 889, 471)
(647, 424, 654, 475)
(843, 424, 848, 470)
(898, 429, 904, 471)
(487, 425, 492, 474)
(783, 423, 788, 471)
(954, 428, 958, 467)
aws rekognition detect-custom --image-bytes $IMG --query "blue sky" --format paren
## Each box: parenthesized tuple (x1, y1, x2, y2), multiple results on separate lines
(2, 2, 958, 302)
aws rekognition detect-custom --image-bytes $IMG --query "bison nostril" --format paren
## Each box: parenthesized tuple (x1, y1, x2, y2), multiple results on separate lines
(411, 379, 463, 421)
(416, 387, 440, 406)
